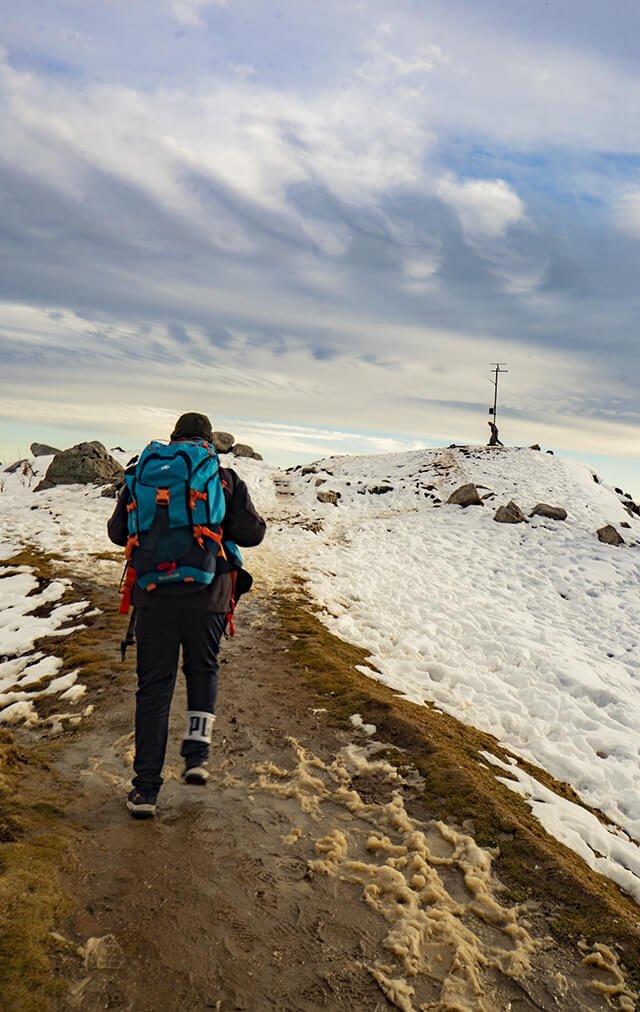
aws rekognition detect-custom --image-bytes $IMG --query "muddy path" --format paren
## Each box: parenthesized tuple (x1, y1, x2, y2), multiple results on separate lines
(36, 576, 636, 1012)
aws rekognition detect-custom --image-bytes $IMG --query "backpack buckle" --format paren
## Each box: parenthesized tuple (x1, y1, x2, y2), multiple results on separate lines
(156, 488, 170, 506)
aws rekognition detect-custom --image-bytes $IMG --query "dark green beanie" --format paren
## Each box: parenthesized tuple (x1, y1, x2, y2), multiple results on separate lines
(170, 412, 213, 442)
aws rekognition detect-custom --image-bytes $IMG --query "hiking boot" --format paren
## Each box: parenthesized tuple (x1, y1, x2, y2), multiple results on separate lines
(182, 762, 210, 785)
(126, 788, 157, 818)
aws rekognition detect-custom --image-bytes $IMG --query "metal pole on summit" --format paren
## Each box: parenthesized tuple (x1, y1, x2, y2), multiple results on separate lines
(488, 363, 507, 446)
(489, 363, 508, 425)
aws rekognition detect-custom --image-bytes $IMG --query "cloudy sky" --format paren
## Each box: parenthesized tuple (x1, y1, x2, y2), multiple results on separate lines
(1, 0, 639, 488)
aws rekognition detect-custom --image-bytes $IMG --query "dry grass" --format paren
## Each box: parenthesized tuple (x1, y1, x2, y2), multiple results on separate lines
(0, 731, 72, 1010)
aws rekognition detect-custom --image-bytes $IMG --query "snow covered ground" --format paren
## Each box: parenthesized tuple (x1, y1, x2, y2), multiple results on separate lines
(244, 444, 640, 904)
(0, 454, 119, 732)
(1, 442, 640, 904)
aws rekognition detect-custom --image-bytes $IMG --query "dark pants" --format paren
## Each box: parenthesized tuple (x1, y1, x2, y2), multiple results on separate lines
(132, 606, 227, 793)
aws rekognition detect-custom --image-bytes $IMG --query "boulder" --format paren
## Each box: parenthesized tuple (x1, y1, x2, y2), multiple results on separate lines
(231, 443, 256, 458)
(529, 444, 541, 451)
(317, 490, 341, 506)
(530, 503, 568, 521)
(211, 431, 234, 454)
(36, 441, 124, 490)
(494, 501, 527, 524)
(4, 458, 29, 474)
(252, 452, 263, 461)
(301, 465, 318, 476)
(597, 525, 624, 546)
(369, 484, 393, 495)
(30, 442, 63, 457)
(100, 482, 122, 498)
(447, 483, 483, 507)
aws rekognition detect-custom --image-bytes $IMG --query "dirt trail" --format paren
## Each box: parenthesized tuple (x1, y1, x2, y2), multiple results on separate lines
(41, 579, 635, 1012)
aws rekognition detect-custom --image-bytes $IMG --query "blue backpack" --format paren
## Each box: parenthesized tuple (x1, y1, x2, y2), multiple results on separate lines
(123, 440, 242, 593)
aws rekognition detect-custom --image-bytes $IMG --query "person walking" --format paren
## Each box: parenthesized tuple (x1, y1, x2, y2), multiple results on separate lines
(108, 412, 266, 818)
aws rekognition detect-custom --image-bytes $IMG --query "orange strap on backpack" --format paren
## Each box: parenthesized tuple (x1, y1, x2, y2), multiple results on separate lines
(119, 563, 137, 614)
(226, 570, 238, 637)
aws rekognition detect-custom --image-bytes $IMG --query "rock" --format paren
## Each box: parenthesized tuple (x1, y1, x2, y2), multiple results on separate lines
(231, 443, 256, 458)
(100, 482, 122, 498)
(211, 431, 234, 454)
(4, 458, 29, 474)
(592, 473, 600, 484)
(615, 487, 624, 495)
(109, 446, 126, 454)
(530, 503, 568, 521)
(317, 490, 341, 506)
(30, 442, 63, 457)
(447, 483, 483, 507)
(494, 501, 527, 524)
(301, 466, 318, 476)
(315, 478, 326, 487)
(621, 521, 631, 529)
(252, 452, 263, 461)
(624, 501, 640, 517)
(36, 441, 124, 490)
(368, 484, 393, 495)
(546, 450, 555, 455)
(529, 444, 541, 451)
(597, 525, 624, 546)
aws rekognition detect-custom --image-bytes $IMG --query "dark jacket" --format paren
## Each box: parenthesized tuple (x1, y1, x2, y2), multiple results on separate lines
(107, 462, 266, 612)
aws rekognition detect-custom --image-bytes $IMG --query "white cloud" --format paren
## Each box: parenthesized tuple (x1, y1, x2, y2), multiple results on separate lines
(168, 0, 227, 28)
(614, 189, 640, 238)
(227, 63, 255, 79)
(0, 48, 432, 252)
(436, 175, 525, 238)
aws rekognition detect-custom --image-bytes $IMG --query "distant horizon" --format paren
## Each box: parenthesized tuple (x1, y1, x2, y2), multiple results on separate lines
(2, 416, 639, 500)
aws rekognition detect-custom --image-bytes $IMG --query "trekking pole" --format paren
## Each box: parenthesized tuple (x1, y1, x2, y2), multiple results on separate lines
(120, 607, 137, 662)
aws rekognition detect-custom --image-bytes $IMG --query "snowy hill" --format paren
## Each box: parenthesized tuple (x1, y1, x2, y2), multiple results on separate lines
(247, 445, 640, 904)
(1, 443, 640, 907)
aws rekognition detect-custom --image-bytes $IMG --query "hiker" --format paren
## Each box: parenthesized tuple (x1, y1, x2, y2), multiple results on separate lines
(487, 420, 504, 447)
(107, 412, 266, 818)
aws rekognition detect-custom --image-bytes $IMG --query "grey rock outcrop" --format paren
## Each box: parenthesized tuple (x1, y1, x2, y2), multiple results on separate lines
(36, 441, 124, 491)
(231, 443, 262, 460)
(212, 431, 234, 454)
(447, 483, 483, 507)
(30, 442, 63, 457)
(597, 525, 624, 546)
(317, 490, 341, 506)
(530, 504, 568, 521)
(494, 501, 527, 524)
